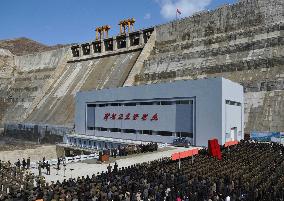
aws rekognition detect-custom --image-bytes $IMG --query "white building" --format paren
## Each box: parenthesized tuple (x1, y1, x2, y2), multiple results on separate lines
(66, 77, 244, 148)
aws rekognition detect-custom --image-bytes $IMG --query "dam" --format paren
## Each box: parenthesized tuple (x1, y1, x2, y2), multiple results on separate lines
(0, 0, 283, 140)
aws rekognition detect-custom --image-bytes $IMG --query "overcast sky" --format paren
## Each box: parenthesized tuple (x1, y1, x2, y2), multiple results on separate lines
(0, 0, 236, 45)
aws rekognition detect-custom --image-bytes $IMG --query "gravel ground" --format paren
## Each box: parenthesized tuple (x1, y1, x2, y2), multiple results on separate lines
(0, 144, 57, 164)
(0, 136, 40, 151)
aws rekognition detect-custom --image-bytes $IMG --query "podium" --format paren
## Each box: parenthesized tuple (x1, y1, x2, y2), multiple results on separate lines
(99, 154, 109, 162)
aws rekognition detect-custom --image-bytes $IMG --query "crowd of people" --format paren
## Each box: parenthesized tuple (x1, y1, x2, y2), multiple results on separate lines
(0, 140, 284, 200)
(0, 159, 45, 201)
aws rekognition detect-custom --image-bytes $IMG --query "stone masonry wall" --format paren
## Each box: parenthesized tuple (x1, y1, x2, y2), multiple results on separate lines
(135, 0, 284, 133)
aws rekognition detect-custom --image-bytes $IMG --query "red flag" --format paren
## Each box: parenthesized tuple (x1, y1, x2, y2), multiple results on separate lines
(176, 8, 181, 15)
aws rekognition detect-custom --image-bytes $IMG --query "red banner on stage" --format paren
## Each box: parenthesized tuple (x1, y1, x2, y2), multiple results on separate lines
(224, 140, 239, 147)
(171, 148, 199, 161)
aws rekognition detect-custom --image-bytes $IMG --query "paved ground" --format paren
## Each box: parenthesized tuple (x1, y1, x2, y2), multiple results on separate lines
(31, 146, 192, 183)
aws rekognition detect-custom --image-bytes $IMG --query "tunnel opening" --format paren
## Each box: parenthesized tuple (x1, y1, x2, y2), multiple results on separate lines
(104, 38, 114, 51)
(130, 32, 140, 46)
(81, 43, 91, 55)
(92, 41, 101, 53)
(143, 28, 154, 43)
(71, 45, 80, 57)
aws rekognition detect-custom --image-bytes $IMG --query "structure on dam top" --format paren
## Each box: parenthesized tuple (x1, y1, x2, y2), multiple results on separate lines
(95, 25, 111, 40)
(70, 18, 153, 62)
(119, 18, 136, 34)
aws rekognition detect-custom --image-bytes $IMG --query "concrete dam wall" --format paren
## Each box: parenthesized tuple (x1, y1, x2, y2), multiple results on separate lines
(133, 0, 284, 133)
(0, 0, 283, 135)
(0, 46, 141, 130)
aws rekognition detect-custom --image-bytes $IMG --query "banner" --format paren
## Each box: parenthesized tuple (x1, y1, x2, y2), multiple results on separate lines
(250, 131, 282, 142)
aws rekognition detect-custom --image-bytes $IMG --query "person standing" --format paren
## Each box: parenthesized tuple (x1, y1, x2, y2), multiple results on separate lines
(22, 158, 26, 169)
(114, 148, 117, 158)
(46, 161, 51, 175)
(42, 157, 46, 170)
(38, 161, 42, 176)
(57, 158, 61, 170)
(114, 162, 118, 173)
(16, 159, 21, 169)
(107, 164, 112, 174)
(27, 157, 31, 169)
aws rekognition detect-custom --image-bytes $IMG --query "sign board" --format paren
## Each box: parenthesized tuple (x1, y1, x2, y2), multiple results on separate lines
(250, 131, 282, 142)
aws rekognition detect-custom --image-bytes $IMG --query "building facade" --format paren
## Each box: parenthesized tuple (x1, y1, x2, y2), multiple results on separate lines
(68, 77, 243, 147)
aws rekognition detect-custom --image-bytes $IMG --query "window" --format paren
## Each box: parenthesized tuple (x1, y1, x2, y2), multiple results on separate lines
(99, 104, 106, 107)
(124, 129, 136, 133)
(260, 82, 266, 91)
(124, 102, 136, 106)
(158, 131, 173, 136)
(110, 128, 121, 132)
(101, 127, 107, 131)
(225, 100, 241, 106)
(161, 101, 173, 105)
(176, 100, 192, 104)
(142, 130, 152, 135)
(110, 103, 121, 106)
(179, 132, 193, 138)
(87, 127, 95, 130)
(87, 104, 96, 107)
(140, 102, 153, 105)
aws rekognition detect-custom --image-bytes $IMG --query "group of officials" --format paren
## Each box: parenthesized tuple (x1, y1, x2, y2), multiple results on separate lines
(15, 157, 31, 169)
(14, 157, 55, 176)
(101, 143, 159, 158)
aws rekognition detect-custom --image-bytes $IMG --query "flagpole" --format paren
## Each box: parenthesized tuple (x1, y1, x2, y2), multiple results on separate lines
(176, 10, 177, 21)
(176, 9, 178, 31)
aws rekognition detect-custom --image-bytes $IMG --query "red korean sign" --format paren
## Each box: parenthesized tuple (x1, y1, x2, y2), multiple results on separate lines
(103, 113, 158, 121)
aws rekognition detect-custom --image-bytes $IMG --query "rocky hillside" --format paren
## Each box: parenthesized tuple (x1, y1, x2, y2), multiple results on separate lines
(0, 37, 66, 56)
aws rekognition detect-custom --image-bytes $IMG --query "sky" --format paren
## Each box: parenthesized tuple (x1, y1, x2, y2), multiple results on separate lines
(0, 0, 236, 45)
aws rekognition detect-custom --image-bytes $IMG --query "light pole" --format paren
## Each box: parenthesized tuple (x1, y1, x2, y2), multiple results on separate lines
(63, 164, 66, 177)
(70, 168, 74, 179)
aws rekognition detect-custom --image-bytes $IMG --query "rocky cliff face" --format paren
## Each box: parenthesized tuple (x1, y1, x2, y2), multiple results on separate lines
(0, 49, 15, 125)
